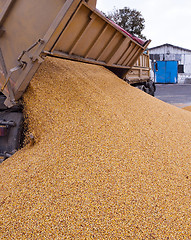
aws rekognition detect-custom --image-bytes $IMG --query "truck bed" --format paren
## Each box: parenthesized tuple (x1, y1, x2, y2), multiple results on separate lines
(0, 0, 150, 107)
(126, 51, 151, 84)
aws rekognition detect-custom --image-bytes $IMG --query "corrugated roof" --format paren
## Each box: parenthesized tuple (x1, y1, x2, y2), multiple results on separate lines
(149, 43, 191, 52)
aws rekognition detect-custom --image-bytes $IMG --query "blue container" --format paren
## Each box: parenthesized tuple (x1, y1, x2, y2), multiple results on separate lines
(154, 61, 178, 83)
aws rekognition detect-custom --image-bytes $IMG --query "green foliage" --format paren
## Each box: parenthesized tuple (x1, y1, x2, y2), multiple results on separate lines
(107, 7, 146, 39)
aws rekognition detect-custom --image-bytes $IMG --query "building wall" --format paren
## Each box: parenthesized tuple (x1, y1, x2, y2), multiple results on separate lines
(149, 45, 191, 83)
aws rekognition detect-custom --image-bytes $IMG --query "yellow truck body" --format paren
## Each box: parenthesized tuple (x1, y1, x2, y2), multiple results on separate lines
(126, 51, 151, 84)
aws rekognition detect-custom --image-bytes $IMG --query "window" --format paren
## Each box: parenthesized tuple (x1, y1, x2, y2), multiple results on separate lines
(178, 64, 184, 73)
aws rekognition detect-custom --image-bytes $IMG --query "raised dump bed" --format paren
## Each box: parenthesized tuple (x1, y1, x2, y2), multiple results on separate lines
(0, 0, 150, 107)
(0, 0, 151, 160)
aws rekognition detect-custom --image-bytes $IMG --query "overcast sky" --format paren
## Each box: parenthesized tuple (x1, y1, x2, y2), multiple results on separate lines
(96, 0, 191, 50)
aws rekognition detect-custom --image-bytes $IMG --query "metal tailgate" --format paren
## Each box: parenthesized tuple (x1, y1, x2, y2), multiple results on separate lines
(126, 51, 151, 84)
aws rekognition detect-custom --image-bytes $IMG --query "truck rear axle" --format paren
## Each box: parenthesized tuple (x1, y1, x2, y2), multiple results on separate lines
(0, 94, 24, 162)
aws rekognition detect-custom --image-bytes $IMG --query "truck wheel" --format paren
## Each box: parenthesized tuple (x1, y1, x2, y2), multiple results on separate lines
(146, 81, 155, 96)
(138, 85, 146, 92)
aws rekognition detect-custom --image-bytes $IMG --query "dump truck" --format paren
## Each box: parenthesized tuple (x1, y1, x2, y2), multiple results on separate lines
(126, 51, 155, 96)
(0, 0, 154, 161)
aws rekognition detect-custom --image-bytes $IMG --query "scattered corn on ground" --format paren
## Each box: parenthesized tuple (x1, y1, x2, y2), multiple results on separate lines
(0, 57, 191, 239)
(183, 105, 191, 112)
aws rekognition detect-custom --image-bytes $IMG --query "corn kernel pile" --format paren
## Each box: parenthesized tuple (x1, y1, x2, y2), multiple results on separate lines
(0, 57, 191, 239)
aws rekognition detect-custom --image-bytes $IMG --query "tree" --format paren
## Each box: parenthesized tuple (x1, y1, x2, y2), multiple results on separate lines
(107, 7, 146, 39)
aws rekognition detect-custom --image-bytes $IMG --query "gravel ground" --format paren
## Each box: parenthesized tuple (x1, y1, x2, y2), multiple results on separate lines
(0, 57, 191, 239)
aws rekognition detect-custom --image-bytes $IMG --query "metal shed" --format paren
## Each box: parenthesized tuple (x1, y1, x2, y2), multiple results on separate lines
(149, 43, 191, 84)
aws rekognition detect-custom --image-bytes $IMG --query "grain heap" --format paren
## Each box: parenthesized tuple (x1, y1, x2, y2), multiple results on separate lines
(0, 57, 191, 239)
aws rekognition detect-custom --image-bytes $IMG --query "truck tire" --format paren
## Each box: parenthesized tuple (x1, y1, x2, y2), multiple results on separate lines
(146, 81, 155, 96)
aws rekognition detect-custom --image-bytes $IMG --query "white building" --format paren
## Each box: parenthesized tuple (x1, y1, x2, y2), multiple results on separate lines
(149, 43, 191, 84)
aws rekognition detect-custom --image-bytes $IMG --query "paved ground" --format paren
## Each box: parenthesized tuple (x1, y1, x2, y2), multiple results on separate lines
(155, 84, 191, 108)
